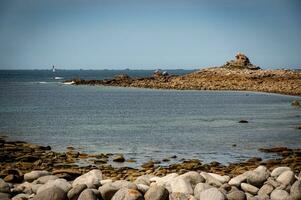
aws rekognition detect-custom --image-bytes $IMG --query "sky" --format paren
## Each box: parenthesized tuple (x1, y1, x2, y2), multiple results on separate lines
(0, 0, 301, 69)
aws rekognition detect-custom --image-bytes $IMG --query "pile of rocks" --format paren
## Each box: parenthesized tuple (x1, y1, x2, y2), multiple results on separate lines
(1, 166, 300, 200)
(222, 53, 260, 70)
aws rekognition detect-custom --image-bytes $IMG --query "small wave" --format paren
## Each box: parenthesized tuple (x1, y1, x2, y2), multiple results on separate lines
(54, 77, 64, 80)
(38, 81, 48, 84)
(63, 81, 75, 85)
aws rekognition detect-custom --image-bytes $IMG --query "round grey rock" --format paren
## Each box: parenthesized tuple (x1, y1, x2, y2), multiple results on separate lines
(271, 167, 291, 177)
(144, 184, 168, 200)
(67, 184, 87, 200)
(241, 183, 259, 195)
(276, 170, 295, 186)
(99, 183, 119, 200)
(247, 171, 268, 188)
(194, 183, 213, 197)
(72, 169, 103, 188)
(33, 186, 67, 200)
(78, 189, 99, 200)
(111, 188, 143, 200)
(226, 189, 246, 200)
(35, 175, 58, 184)
(24, 171, 50, 182)
(258, 184, 274, 196)
(199, 188, 225, 200)
(270, 189, 289, 200)
(290, 180, 301, 200)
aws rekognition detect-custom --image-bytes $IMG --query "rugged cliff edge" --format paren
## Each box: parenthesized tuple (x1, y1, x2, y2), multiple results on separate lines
(71, 53, 301, 96)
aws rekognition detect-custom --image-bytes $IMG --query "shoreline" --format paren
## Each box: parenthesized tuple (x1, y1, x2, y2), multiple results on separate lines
(1, 137, 301, 200)
(1, 136, 300, 181)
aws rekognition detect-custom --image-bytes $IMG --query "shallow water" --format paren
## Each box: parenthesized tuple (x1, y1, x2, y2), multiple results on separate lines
(0, 70, 300, 167)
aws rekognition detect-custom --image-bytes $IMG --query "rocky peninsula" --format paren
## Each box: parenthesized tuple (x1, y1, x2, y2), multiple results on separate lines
(1, 136, 301, 200)
(71, 53, 301, 96)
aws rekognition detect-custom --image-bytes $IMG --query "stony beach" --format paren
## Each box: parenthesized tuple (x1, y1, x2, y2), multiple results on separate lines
(1, 136, 301, 200)
(71, 54, 301, 97)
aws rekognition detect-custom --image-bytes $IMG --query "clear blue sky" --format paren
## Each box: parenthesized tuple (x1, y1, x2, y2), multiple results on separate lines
(0, 0, 300, 69)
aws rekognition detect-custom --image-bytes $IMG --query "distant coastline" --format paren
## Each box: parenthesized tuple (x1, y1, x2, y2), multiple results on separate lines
(69, 54, 301, 97)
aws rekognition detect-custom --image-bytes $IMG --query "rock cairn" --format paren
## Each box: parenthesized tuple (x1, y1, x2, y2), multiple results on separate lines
(1, 166, 301, 200)
(221, 53, 260, 70)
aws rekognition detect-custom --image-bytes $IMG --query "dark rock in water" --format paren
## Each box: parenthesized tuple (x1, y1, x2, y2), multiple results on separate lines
(292, 100, 300, 107)
(238, 120, 248, 123)
(222, 53, 260, 70)
(141, 161, 155, 168)
(33, 186, 67, 200)
(113, 154, 125, 162)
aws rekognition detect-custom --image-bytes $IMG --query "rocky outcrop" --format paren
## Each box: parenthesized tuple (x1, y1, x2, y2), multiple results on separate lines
(70, 54, 301, 96)
(221, 53, 260, 70)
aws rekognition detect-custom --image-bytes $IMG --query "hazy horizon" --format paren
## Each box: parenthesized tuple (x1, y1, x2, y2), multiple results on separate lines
(1, 0, 301, 69)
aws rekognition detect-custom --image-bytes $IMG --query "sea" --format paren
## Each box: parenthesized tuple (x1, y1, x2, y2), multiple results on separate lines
(0, 69, 301, 167)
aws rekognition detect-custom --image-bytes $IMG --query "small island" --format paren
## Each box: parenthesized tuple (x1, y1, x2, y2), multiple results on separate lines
(71, 53, 301, 96)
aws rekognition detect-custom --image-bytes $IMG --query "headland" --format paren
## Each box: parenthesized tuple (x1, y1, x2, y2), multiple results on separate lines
(70, 53, 301, 96)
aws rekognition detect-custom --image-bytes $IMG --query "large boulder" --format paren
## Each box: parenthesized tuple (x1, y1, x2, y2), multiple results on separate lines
(67, 184, 87, 200)
(194, 183, 213, 198)
(200, 172, 222, 187)
(247, 171, 269, 188)
(72, 169, 103, 188)
(99, 181, 137, 200)
(290, 180, 301, 200)
(33, 186, 67, 200)
(144, 184, 168, 200)
(111, 188, 143, 200)
(276, 170, 295, 186)
(170, 178, 193, 194)
(78, 189, 99, 200)
(271, 167, 291, 177)
(37, 178, 71, 194)
(34, 175, 58, 184)
(199, 188, 225, 200)
(24, 171, 50, 182)
(270, 189, 289, 200)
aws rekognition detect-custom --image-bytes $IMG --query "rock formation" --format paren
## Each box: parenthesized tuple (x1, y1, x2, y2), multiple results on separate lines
(222, 52, 260, 70)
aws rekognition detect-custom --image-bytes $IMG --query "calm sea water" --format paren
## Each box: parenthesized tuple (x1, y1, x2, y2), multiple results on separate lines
(0, 70, 300, 167)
